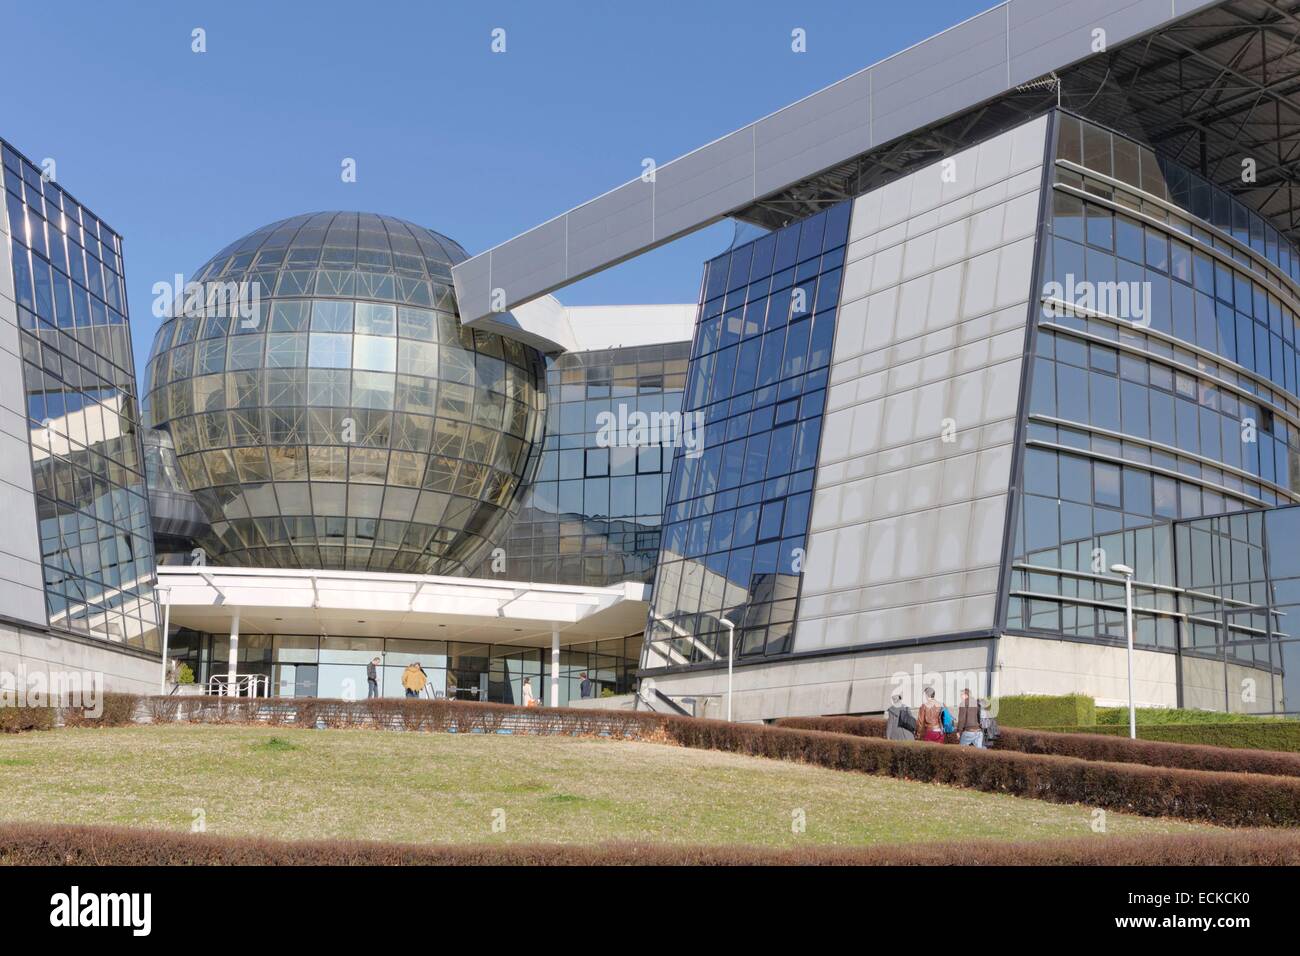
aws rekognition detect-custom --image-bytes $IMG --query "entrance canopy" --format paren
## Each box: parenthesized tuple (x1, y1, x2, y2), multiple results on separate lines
(156, 566, 650, 647)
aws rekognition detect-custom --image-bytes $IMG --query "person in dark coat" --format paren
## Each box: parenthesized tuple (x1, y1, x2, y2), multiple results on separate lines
(579, 672, 593, 699)
(884, 694, 915, 740)
(366, 657, 380, 698)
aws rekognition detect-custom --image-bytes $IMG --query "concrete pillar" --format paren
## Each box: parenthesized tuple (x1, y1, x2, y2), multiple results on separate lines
(550, 625, 560, 707)
(227, 609, 240, 696)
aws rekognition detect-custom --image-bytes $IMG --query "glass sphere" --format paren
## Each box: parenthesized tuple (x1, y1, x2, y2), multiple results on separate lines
(142, 212, 546, 575)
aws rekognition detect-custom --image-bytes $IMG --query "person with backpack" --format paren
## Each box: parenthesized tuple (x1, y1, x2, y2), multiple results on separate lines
(885, 694, 916, 740)
(914, 686, 947, 743)
(979, 697, 1001, 747)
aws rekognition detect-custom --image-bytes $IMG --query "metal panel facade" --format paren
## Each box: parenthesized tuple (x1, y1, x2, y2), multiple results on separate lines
(453, 0, 1217, 326)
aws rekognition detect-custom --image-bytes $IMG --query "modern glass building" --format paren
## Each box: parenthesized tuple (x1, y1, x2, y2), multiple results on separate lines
(141, 215, 691, 703)
(0, 136, 161, 689)
(454, 0, 1300, 719)
(142, 212, 548, 577)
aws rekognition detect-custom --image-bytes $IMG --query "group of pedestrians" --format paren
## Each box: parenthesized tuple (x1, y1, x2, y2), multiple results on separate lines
(884, 687, 999, 747)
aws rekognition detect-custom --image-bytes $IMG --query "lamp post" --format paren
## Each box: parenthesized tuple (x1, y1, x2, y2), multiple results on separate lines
(721, 617, 736, 722)
(157, 585, 172, 696)
(1110, 563, 1137, 740)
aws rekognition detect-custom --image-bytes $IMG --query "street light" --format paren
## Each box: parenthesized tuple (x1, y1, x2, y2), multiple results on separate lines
(157, 585, 172, 696)
(720, 617, 736, 722)
(1110, 563, 1137, 740)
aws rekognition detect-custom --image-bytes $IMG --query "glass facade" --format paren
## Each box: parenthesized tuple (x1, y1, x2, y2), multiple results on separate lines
(1006, 112, 1300, 708)
(2, 139, 160, 648)
(481, 341, 690, 586)
(142, 212, 547, 576)
(643, 203, 850, 669)
(1173, 505, 1298, 713)
(167, 629, 642, 706)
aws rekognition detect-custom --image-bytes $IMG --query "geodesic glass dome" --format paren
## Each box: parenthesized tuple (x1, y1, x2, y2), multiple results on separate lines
(142, 211, 546, 575)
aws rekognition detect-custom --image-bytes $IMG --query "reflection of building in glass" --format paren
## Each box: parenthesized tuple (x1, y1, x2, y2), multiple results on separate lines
(2, 137, 160, 652)
(143, 213, 547, 576)
(488, 340, 690, 587)
(644, 205, 849, 669)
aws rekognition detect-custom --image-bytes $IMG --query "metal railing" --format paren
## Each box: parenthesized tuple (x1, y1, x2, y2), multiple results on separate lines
(207, 674, 270, 697)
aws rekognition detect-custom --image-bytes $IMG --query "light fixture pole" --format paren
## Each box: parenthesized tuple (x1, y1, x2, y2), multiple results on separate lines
(721, 617, 736, 722)
(1110, 563, 1137, 740)
(157, 585, 172, 695)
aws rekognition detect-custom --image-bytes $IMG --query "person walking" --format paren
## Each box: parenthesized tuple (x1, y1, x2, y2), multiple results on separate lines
(521, 677, 537, 707)
(914, 686, 946, 743)
(401, 662, 427, 699)
(884, 693, 915, 740)
(956, 688, 984, 747)
(579, 672, 593, 699)
(366, 657, 381, 699)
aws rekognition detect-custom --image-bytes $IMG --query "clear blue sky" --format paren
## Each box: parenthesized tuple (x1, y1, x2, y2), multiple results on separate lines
(1, 0, 990, 378)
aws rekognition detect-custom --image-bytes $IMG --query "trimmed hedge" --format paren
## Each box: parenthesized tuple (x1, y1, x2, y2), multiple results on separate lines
(665, 717, 1300, 827)
(995, 694, 1095, 728)
(148, 695, 664, 739)
(3, 822, 1298, 866)
(778, 715, 1300, 777)
(61, 692, 141, 728)
(0, 707, 56, 734)
(1035, 722, 1300, 753)
(1097, 705, 1290, 725)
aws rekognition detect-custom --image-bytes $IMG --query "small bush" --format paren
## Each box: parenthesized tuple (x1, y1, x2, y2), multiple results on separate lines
(61, 693, 140, 728)
(2, 822, 1298, 866)
(0, 707, 56, 734)
(995, 694, 1095, 728)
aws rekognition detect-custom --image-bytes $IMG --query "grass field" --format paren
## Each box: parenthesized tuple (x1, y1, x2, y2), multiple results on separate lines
(0, 725, 1216, 846)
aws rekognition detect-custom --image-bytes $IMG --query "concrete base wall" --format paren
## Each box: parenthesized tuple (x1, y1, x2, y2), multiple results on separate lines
(0, 618, 160, 695)
(647, 638, 995, 722)
(995, 633, 1177, 708)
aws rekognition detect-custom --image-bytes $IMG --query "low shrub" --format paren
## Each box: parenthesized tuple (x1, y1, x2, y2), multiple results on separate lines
(61, 693, 140, 728)
(995, 694, 1095, 728)
(666, 717, 1300, 827)
(140, 695, 662, 739)
(0, 707, 56, 733)
(777, 715, 1300, 776)
(2, 822, 1298, 866)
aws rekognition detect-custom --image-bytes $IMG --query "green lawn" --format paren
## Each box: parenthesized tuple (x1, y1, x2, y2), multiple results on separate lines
(0, 725, 1215, 846)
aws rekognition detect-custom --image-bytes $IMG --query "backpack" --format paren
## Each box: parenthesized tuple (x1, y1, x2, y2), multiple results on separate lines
(897, 706, 916, 733)
(941, 706, 955, 735)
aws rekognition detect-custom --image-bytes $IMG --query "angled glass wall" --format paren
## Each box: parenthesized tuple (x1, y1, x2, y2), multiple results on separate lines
(2, 140, 160, 649)
(1007, 112, 1300, 674)
(142, 213, 546, 576)
(480, 341, 690, 587)
(643, 203, 850, 669)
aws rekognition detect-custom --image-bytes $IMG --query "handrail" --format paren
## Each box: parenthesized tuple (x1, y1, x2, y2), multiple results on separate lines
(652, 687, 690, 716)
(207, 674, 270, 697)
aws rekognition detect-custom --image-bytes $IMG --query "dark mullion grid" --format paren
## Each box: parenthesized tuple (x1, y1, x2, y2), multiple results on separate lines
(3, 138, 159, 648)
(644, 202, 850, 670)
